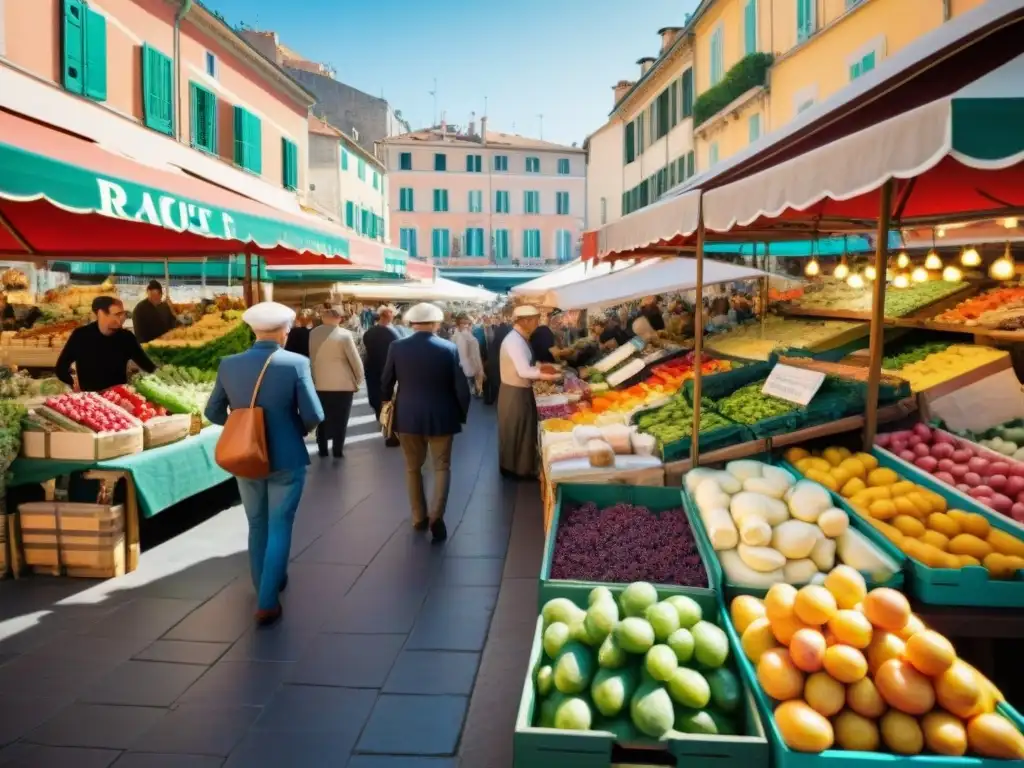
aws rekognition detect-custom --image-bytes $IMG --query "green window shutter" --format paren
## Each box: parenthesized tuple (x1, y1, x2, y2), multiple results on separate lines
(682, 69, 694, 118)
(466, 155, 473, 172)
(142, 45, 173, 135)
(234, 107, 248, 168)
(400, 152, 412, 170)
(341, 149, 349, 170)
(797, 0, 814, 41)
(670, 81, 679, 128)
(61, 0, 85, 95)
(748, 114, 761, 143)
(248, 112, 262, 174)
(862, 51, 876, 73)
(744, 0, 757, 54)
(434, 153, 446, 171)
(624, 122, 635, 163)
(84, 8, 107, 101)
(345, 201, 354, 228)
(189, 82, 217, 152)
(686, 151, 695, 177)
(850, 62, 861, 80)
(281, 138, 298, 190)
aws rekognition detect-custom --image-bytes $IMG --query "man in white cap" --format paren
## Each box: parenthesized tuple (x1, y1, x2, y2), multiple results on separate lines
(381, 302, 470, 542)
(205, 302, 324, 627)
(497, 305, 562, 479)
(363, 304, 401, 446)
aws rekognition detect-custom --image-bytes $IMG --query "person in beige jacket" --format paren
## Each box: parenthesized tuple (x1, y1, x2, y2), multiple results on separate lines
(309, 306, 364, 458)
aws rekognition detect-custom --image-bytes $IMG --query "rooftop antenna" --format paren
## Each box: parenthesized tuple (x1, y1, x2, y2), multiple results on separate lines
(484, 96, 488, 117)
(537, 114, 544, 140)
(429, 78, 437, 127)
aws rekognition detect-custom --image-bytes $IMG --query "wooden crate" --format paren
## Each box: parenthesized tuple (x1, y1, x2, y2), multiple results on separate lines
(18, 501, 126, 579)
(48, 427, 144, 461)
(143, 414, 192, 449)
(540, 464, 665, 535)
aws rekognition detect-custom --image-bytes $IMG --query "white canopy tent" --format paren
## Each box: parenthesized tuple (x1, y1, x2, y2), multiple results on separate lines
(332, 276, 498, 303)
(538, 257, 768, 311)
(510, 258, 632, 297)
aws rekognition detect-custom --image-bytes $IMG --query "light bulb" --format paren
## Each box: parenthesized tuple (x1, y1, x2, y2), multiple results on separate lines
(804, 258, 820, 277)
(961, 246, 981, 267)
(864, 265, 877, 281)
(924, 249, 942, 270)
(911, 266, 929, 283)
(893, 273, 910, 289)
(989, 244, 1016, 280)
(834, 261, 849, 280)
(1004, 217, 1018, 229)
(942, 265, 963, 282)
(896, 251, 910, 269)
(937, 227, 946, 238)
(846, 273, 865, 289)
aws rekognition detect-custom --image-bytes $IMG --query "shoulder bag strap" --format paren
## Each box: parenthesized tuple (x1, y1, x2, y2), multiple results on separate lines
(248, 352, 276, 408)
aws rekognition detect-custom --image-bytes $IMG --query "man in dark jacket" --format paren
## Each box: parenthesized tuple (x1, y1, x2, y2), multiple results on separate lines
(484, 315, 512, 405)
(132, 280, 177, 343)
(363, 304, 400, 446)
(381, 302, 470, 542)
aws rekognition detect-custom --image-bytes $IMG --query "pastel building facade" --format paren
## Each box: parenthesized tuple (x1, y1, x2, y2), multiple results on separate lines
(381, 124, 586, 266)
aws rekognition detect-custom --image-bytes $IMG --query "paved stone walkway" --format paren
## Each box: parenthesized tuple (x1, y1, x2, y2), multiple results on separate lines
(0, 397, 544, 767)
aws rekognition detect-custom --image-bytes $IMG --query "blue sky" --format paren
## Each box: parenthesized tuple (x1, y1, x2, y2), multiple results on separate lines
(207, 0, 699, 146)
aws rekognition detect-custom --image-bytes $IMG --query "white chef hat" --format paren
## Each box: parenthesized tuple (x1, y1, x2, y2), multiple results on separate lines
(512, 305, 541, 318)
(242, 301, 296, 332)
(405, 302, 444, 323)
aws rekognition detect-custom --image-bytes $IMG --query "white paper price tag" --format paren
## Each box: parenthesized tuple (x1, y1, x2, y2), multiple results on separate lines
(762, 363, 826, 406)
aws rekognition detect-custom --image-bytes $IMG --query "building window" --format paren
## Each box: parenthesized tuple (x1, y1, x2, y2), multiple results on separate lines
(556, 191, 570, 215)
(432, 228, 450, 258)
(357, 158, 366, 181)
(523, 229, 542, 259)
(62, 0, 107, 101)
(188, 81, 217, 153)
(433, 189, 449, 212)
(623, 121, 636, 164)
(849, 50, 877, 80)
(494, 190, 510, 214)
(600, 198, 607, 225)
(345, 201, 354, 228)
(361, 209, 371, 237)
(142, 44, 173, 135)
(556, 230, 573, 262)
(525, 156, 540, 173)
(372, 171, 380, 190)
(400, 227, 418, 258)
(710, 24, 724, 86)
(465, 228, 485, 257)
(681, 69, 694, 119)
(557, 158, 570, 175)
(748, 113, 761, 143)
(341, 148, 349, 171)
(709, 142, 719, 166)
(468, 190, 483, 213)
(524, 191, 540, 214)
(466, 154, 482, 172)
(434, 153, 447, 171)
(281, 138, 298, 190)
(494, 229, 510, 260)
(687, 150, 695, 178)
(797, 0, 815, 42)
(399, 188, 414, 212)
(654, 86, 671, 140)
(744, 0, 757, 54)
(233, 106, 262, 174)
(494, 155, 508, 171)
(205, 51, 217, 78)
(399, 151, 412, 170)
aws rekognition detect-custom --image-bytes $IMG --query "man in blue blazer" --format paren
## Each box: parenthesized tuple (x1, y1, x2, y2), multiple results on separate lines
(381, 302, 471, 542)
(206, 302, 324, 626)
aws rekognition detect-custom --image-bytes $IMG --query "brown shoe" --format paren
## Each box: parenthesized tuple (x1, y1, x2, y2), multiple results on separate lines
(255, 606, 282, 627)
(429, 518, 448, 543)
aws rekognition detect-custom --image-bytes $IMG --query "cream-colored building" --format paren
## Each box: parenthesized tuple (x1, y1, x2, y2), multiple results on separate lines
(585, 27, 697, 229)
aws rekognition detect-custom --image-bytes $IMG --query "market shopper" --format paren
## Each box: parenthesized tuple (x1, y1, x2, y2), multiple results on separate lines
(484, 313, 513, 405)
(498, 305, 562, 480)
(205, 302, 323, 627)
(56, 296, 158, 392)
(309, 306, 364, 458)
(131, 280, 177, 343)
(453, 313, 485, 397)
(363, 304, 401, 446)
(380, 302, 470, 542)
(284, 310, 313, 357)
(529, 311, 559, 364)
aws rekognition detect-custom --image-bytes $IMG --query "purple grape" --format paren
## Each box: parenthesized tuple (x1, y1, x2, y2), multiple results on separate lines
(549, 502, 708, 587)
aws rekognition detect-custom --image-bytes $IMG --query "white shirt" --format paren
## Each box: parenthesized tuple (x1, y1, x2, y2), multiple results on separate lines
(453, 328, 483, 377)
(500, 329, 542, 388)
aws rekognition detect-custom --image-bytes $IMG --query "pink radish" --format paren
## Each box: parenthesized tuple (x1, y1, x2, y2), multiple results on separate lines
(913, 443, 931, 458)
(937, 458, 955, 473)
(913, 423, 933, 440)
(950, 464, 969, 479)
(956, 483, 972, 493)
(964, 472, 982, 487)
(932, 443, 955, 460)
(989, 461, 1010, 475)
(1013, 504, 1024, 522)
(915, 456, 939, 472)
(890, 440, 908, 455)
(933, 431, 955, 445)
(934, 471, 956, 485)
(1008, 463, 1024, 478)
(969, 486, 993, 499)
(952, 449, 973, 464)
(875, 433, 892, 448)
(1005, 475, 1024, 496)
(988, 474, 1008, 492)
(967, 457, 990, 474)
(906, 435, 922, 449)
(899, 450, 917, 462)
(989, 493, 1012, 513)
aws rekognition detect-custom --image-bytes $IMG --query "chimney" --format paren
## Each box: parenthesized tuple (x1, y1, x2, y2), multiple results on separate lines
(440, 113, 447, 140)
(612, 80, 635, 107)
(657, 27, 683, 54)
(468, 120, 476, 137)
(480, 116, 488, 144)
(637, 57, 656, 77)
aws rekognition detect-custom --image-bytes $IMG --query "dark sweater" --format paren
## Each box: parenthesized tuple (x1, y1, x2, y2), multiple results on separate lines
(56, 322, 157, 392)
(132, 299, 177, 343)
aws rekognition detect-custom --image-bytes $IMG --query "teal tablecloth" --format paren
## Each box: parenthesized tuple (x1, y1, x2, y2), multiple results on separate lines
(9, 427, 230, 518)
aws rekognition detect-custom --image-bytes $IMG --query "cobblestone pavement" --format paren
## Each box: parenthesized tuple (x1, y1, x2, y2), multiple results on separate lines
(0, 396, 543, 767)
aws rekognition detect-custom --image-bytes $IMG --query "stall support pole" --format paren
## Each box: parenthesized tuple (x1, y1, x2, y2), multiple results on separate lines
(243, 253, 254, 307)
(864, 179, 894, 451)
(689, 206, 706, 466)
(760, 243, 769, 339)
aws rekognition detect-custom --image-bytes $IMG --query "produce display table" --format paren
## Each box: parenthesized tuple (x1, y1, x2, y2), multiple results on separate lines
(7, 427, 229, 573)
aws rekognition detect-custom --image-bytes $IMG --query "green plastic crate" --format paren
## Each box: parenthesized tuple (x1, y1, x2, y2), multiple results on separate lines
(680, 454, 904, 598)
(629, 397, 754, 463)
(747, 411, 802, 440)
(719, 603, 1024, 768)
(683, 359, 776, 403)
(514, 595, 769, 768)
(539, 485, 718, 610)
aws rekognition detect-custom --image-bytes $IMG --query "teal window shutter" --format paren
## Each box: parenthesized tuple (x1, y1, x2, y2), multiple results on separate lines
(862, 51, 876, 73)
(850, 62, 861, 80)
(342, 148, 349, 170)
(399, 152, 412, 170)
(234, 107, 261, 173)
(189, 82, 217, 152)
(434, 153, 447, 171)
(748, 114, 761, 143)
(744, 0, 757, 54)
(143, 45, 173, 135)
(61, 0, 85, 94)
(686, 151, 695, 177)
(624, 122, 636, 163)
(358, 158, 366, 181)
(556, 192, 569, 215)
(682, 69, 694, 118)
(250, 111, 263, 173)
(281, 138, 298, 190)
(372, 171, 379, 190)
(797, 0, 813, 41)
(84, 7, 107, 101)
(557, 158, 570, 175)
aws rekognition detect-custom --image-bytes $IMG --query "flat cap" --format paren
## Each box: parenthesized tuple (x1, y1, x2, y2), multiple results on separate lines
(405, 302, 444, 323)
(512, 305, 541, 318)
(242, 301, 296, 332)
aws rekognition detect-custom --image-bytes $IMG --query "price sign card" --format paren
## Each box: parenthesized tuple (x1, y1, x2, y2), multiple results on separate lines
(762, 363, 826, 406)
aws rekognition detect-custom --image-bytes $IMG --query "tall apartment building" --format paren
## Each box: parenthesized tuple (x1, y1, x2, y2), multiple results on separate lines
(585, 26, 697, 230)
(587, 0, 989, 228)
(381, 122, 586, 266)
(238, 28, 409, 156)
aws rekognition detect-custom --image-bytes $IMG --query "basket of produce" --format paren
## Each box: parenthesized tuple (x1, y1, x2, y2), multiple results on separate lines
(681, 457, 903, 598)
(632, 396, 752, 462)
(540, 485, 716, 607)
(888, 345, 1009, 394)
(682, 358, 775, 404)
(132, 366, 217, 424)
(144, 313, 251, 369)
(971, 419, 1024, 464)
(932, 286, 1024, 328)
(515, 584, 769, 768)
(784, 443, 1024, 607)
(705, 317, 868, 361)
(715, 381, 802, 439)
(722, 570, 1024, 768)
(34, 392, 143, 460)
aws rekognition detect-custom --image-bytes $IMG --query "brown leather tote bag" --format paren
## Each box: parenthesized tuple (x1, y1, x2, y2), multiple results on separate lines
(215, 352, 276, 480)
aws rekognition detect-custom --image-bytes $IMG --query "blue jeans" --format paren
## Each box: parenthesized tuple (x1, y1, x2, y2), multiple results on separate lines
(236, 467, 307, 611)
